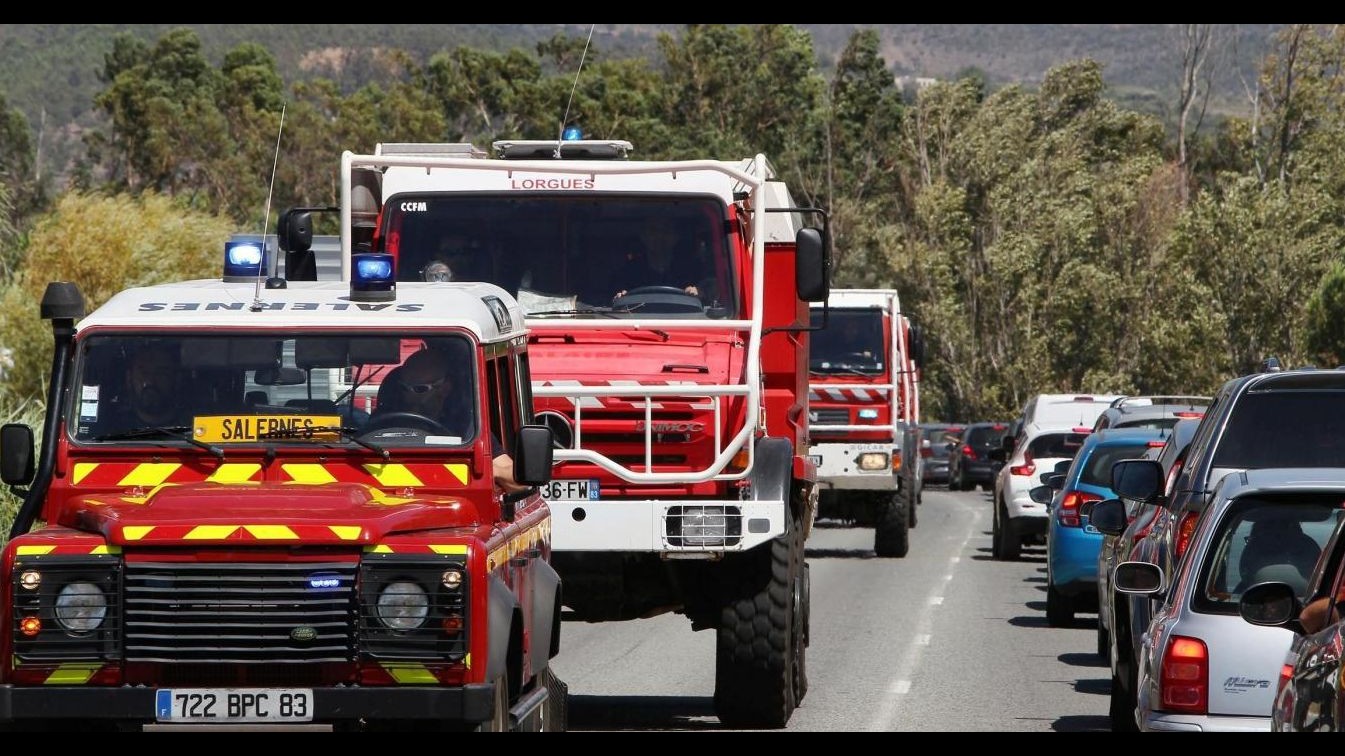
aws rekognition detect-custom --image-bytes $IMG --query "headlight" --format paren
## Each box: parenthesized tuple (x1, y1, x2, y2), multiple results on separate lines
(376, 580, 429, 630)
(858, 408, 879, 419)
(857, 452, 890, 471)
(54, 582, 108, 632)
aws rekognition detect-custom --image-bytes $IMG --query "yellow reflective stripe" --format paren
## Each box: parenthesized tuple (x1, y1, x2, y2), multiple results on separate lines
(72, 463, 98, 485)
(45, 663, 101, 684)
(122, 526, 155, 541)
(363, 464, 423, 487)
(184, 525, 239, 540)
(207, 464, 262, 483)
(464, 652, 471, 669)
(366, 488, 415, 506)
(118, 463, 181, 487)
(329, 526, 362, 541)
(15, 545, 55, 556)
(243, 525, 298, 540)
(382, 664, 437, 684)
(89, 544, 120, 555)
(444, 464, 469, 485)
(366, 544, 395, 553)
(429, 545, 468, 555)
(282, 464, 338, 484)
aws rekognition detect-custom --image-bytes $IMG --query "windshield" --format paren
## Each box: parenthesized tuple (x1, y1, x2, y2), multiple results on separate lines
(383, 194, 736, 318)
(810, 308, 885, 374)
(70, 332, 479, 449)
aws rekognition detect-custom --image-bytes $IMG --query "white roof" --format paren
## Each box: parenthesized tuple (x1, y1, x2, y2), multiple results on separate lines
(812, 288, 901, 312)
(76, 280, 527, 343)
(379, 158, 748, 203)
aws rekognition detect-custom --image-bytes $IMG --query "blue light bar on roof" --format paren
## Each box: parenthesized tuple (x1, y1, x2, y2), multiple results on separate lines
(350, 252, 395, 302)
(561, 124, 583, 141)
(223, 239, 266, 282)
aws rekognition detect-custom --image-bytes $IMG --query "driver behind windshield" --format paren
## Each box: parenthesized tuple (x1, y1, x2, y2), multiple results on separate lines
(613, 216, 703, 300)
(101, 342, 185, 432)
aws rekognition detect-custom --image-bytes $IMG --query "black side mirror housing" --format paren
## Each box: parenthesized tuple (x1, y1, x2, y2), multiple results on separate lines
(1046, 473, 1066, 490)
(1028, 485, 1055, 505)
(1, 423, 35, 486)
(1089, 498, 1128, 535)
(513, 424, 555, 487)
(1239, 581, 1302, 628)
(1112, 458, 1164, 503)
(794, 227, 829, 302)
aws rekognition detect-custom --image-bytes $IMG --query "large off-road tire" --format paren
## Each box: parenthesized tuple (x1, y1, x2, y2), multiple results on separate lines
(874, 493, 910, 558)
(907, 486, 919, 529)
(992, 499, 1021, 561)
(541, 667, 568, 732)
(714, 521, 804, 729)
(1046, 583, 1074, 627)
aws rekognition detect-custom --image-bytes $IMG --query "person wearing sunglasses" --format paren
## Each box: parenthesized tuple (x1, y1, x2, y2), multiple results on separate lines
(374, 347, 525, 493)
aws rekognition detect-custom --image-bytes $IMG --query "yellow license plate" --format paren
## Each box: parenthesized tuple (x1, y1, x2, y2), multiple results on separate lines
(193, 415, 343, 443)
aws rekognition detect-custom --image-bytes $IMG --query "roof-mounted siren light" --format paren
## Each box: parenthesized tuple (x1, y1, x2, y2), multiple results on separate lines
(224, 236, 267, 283)
(1261, 356, 1283, 373)
(350, 252, 396, 302)
(562, 124, 584, 141)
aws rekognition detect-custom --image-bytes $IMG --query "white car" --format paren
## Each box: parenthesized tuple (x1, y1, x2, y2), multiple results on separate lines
(1110, 468, 1345, 731)
(992, 394, 1120, 560)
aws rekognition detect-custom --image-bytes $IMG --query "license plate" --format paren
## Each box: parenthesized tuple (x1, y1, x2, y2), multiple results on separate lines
(543, 479, 600, 501)
(155, 688, 313, 723)
(807, 454, 822, 466)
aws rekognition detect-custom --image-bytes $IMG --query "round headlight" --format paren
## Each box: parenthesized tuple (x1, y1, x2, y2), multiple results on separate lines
(376, 580, 429, 630)
(55, 582, 108, 633)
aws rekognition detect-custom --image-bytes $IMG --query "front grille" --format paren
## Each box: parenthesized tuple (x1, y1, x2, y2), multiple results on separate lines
(124, 561, 358, 663)
(153, 663, 335, 687)
(811, 409, 850, 425)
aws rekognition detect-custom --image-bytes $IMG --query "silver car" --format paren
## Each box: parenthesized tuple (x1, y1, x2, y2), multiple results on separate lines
(1111, 468, 1345, 731)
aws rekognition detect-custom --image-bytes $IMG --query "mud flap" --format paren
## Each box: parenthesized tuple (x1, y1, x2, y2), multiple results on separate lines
(486, 576, 518, 686)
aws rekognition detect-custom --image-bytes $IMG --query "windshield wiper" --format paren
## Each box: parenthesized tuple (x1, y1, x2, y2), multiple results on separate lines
(93, 426, 224, 461)
(528, 307, 620, 319)
(257, 425, 390, 460)
(811, 366, 881, 377)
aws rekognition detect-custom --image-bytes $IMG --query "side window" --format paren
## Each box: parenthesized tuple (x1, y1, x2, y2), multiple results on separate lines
(513, 351, 534, 424)
(486, 354, 520, 454)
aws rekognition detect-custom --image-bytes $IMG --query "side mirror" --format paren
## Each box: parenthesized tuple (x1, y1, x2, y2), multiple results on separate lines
(1089, 498, 1128, 535)
(794, 227, 829, 302)
(513, 424, 555, 487)
(1112, 459, 1164, 503)
(1113, 561, 1164, 596)
(1, 423, 35, 486)
(1046, 473, 1066, 490)
(1239, 581, 1302, 628)
(909, 324, 926, 369)
(1078, 500, 1098, 521)
(1028, 485, 1055, 505)
(1054, 459, 1072, 474)
(945, 442, 956, 452)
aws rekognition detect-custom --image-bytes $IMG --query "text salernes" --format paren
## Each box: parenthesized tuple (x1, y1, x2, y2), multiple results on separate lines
(194, 415, 342, 443)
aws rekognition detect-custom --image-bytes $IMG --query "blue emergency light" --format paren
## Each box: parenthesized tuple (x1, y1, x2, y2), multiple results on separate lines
(350, 252, 395, 302)
(223, 239, 266, 282)
(561, 124, 584, 141)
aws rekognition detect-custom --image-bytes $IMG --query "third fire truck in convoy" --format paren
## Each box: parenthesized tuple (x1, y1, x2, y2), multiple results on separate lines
(807, 289, 923, 557)
(277, 135, 831, 728)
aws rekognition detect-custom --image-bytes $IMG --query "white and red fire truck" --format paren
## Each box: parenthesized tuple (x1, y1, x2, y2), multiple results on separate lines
(0, 266, 563, 731)
(807, 289, 924, 557)
(278, 136, 831, 728)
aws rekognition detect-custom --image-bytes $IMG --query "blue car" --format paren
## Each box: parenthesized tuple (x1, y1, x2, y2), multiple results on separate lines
(1045, 427, 1168, 627)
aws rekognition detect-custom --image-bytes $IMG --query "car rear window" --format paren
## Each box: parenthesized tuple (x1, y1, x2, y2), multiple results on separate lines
(1115, 417, 1180, 431)
(1026, 433, 1089, 459)
(1212, 391, 1345, 469)
(967, 426, 1003, 446)
(1194, 494, 1344, 614)
(1079, 443, 1152, 488)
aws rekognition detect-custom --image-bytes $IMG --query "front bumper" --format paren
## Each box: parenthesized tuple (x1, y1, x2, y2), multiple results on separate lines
(549, 498, 786, 552)
(811, 442, 897, 491)
(0, 683, 495, 724)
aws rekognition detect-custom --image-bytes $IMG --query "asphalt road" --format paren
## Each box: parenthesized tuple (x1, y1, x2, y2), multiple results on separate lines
(550, 486, 1114, 732)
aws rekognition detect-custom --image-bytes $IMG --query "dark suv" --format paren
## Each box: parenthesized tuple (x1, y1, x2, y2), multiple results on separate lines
(947, 421, 1009, 491)
(1094, 365, 1345, 731)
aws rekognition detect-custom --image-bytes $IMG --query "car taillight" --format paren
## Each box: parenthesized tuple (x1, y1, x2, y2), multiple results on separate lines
(1174, 511, 1200, 558)
(1278, 662, 1293, 694)
(1010, 453, 1035, 477)
(920, 447, 932, 458)
(1146, 440, 1166, 447)
(1160, 635, 1208, 714)
(962, 444, 975, 457)
(1058, 490, 1102, 527)
(1174, 411, 1204, 418)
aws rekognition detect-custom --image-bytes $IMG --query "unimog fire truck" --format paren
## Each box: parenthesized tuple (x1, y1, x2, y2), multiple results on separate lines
(0, 260, 563, 732)
(278, 135, 831, 728)
(807, 289, 924, 557)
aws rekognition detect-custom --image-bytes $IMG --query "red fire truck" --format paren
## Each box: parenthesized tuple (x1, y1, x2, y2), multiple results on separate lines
(0, 268, 563, 731)
(278, 136, 831, 728)
(807, 289, 924, 557)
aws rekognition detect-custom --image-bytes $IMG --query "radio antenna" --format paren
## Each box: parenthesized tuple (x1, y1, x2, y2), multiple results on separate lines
(251, 102, 287, 311)
(555, 24, 596, 158)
